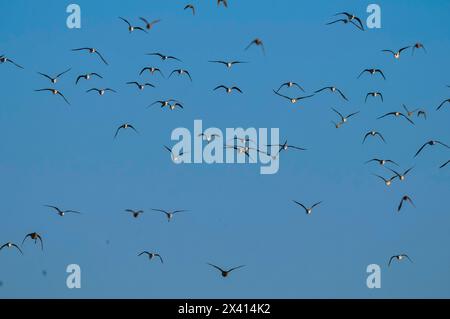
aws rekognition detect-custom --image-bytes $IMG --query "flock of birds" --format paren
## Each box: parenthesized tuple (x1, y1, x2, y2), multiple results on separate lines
(1, 1, 449, 291)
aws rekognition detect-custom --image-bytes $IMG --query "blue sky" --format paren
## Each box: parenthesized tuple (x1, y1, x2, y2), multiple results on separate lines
(0, 0, 449, 298)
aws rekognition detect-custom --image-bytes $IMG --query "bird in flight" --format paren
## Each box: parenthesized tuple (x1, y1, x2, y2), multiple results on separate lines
(386, 167, 414, 182)
(0, 242, 23, 255)
(199, 133, 220, 143)
(440, 160, 450, 169)
(184, 4, 195, 15)
(0, 55, 24, 69)
(72, 47, 108, 65)
(45, 205, 82, 216)
(388, 254, 413, 267)
(398, 195, 415, 212)
(332, 108, 359, 125)
(139, 17, 161, 30)
(76, 72, 103, 84)
(147, 52, 182, 62)
(273, 89, 314, 104)
(365, 158, 399, 167)
(326, 17, 363, 30)
(363, 131, 386, 144)
(382, 46, 410, 59)
(119, 17, 147, 33)
(417, 110, 427, 119)
(124, 209, 144, 218)
(414, 140, 449, 157)
(148, 99, 179, 109)
(293, 200, 322, 215)
(245, 38, 265, 55)
(152, 208, 189, 222)
(217, 0, 228, 7)
(139, 67, 164, 77)
(412, 42, 426, 55)
(164, 145, 187, 162)
(207, 263, 245, 278)
(373, 174, 398, 187)
(126, 81, 155, 90)
(276, 81, 305, 92)
(35, 88, 70, 105)
(22, 232, 43, 251)
(87, 88, 117, 96)
(436, 99, 449, 111)
(365, 92, 383, 103)
(377, 111, 415, 125)
(315, 86, 348, 101)
(114, 124, 138, 139)
(332, 12, 364, 30)
(138, 251, 164, 263)
(358, 68, 386, 80)
(402, 104, 419, 117)
(169, 69, 192, 81)
(214, 85, 243, 94)
(209, 60, 247, 69)
(38, 68, 71, 84)
(267, 140, 306, 155)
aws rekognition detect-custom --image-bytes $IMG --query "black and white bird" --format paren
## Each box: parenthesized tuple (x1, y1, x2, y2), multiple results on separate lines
(315, 86, 348, 101)
(148, 99, 179, 108)
(326, 17, 363, 30)
(436, 99, 449, 111)
(386, 167, 414, 181)
(38, 68, 71, 84)
(114, 124, 138, 139)
(377, 111, 415, 125)
(397, 195, 415, 212)
(119, 17, 147, 33)
(45, 205, 82, 216)
(382, 46, 411, 59)
(22, 232, 44, 251)
(209, 60, 246, 69)
(169, 69, 192, 81)
(365, 92, 383, 103)
(412, 42, 426, 55)
(126, 81, 155, 90)
(35, 88, 70, 105)
(139, 67, 164, 77)
(365, 158, 399, 167)
(333, 12, 364, 30)
(151, 208, 189, 222)
(332, 108, 359, 124)
(388, 254, 413, 267)
(276, 81, 305, 92)
(217, 0, 228, 7)
(76, 72, 103, 84)
(164, 145, 187, 162)
(214, 85, 243, 94)
(139, 17, 161, 30)
(358, 68, 386, 80)
(267, 140, 306, 154)
(273, 89, 314, 104)
(124, 209, 144, 218)
(293, 200, 322, 215)
(0, 242, 23, 255)
(363, 131, 386, 144)
(0, 55, 24, 69)
(207, 263, 245, 278)
(402, 104, 419, 117)
(72, 47, 108, 65)
(147, 52, 182, 62)
(138, 251, 163, 263)
(184, 4, 195, 15)
(245, 38, 265, 55)
(198, 133, 220, 143)
(87, 88, 117, 96)
(373, 174, 398, 187)
(414, 140, 449, 157)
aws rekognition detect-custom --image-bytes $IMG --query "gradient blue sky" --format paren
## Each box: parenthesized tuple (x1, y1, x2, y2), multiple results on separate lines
(0, 0, 449, 298)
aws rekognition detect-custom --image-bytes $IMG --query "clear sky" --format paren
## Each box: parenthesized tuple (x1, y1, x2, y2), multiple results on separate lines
(0, 0, 449, 298)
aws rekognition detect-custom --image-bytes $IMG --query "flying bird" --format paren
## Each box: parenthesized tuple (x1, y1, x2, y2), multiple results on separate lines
(333, 12, 364, 30)
(87, 88, 117, 95)
(273, 89, 314, 104)
(414, 140, 449, 157)
(363, 131, 386, 144)
(139, 67, 164, 77)
(35, 88, 70, 105)
(365, 158, 399, 166)
(387, 167, 414, 181)
(164, 145, 187, 162)
(125, 209, 144, 218)
(388, 254, 413, 267)
(373, 174, 397, 187)
(76, 72, 103, 84)
(365, 92, 383, 103)
(138, 251, 163, 263)
(326, 17, 363, 30)
(209, 60, 247, 70)
(217, 0, 228, 7)
(412, 42, 426, 55)
(245, 38, 265, 55)
(277, 82, 305, 92)
(315, 86, 348, 101)
(151, 208, 189, 222)
(45, 205, 82, 216)
(292, 200, 322, 215)
(332, 108, 359, 124)
(184, 4, 195, 15)
(139, 17, 161, 30)
(114, 123, 138, 139)
(147, 52, 182, 62)
(358, 68, 386, 80)
(417, 110, 427, 119)
(214, 85, 243, 94)
(119, 17, 147, 33)
(22, 232, 43, 251)
(377, 111, 415, 125)
(436, 99, 449, 111)
(169, 69, 192, 81)
(126, 81, 155, 90)
(38, 68, 71, 84)
(0, 242, 23, 255)
(267, 140, 306, 154)
(402, 104, 419, 117)
(199, 133, 220, 143)
(72, 47, 108, 65)
(207, 263, 245, 278)
(397, 195, 415, 212)
(439, 160, 450, 168)
(0, 55, 24, 68)
(382, 46, 411, 59)
(148, 99, 179, 108)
